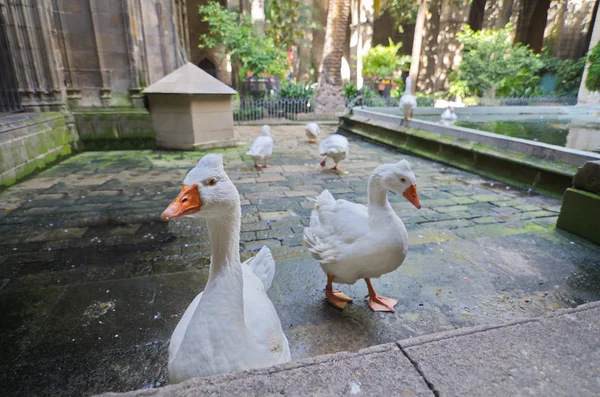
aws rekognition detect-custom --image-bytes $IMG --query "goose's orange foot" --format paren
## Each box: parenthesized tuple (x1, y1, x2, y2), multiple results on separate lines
(326, 289, 353, 310)
(365, 295, 397, 312)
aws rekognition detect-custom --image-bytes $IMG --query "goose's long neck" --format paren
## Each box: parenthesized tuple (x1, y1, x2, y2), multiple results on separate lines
(405, 77, 413, 95)
(205, 203, 241, 284)
(367, 173, 393, 218)
(201, 199, 249, 332)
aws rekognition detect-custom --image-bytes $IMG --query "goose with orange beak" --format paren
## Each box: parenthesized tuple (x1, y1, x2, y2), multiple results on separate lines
(162, 154, 290, 383)
(304, 159, 421, 312)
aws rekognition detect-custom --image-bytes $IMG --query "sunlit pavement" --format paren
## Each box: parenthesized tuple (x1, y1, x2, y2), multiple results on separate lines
(1, 125, 599, 396)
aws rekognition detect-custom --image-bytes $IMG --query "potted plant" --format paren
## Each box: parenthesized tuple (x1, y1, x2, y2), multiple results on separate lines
(362, 39, 411, 93)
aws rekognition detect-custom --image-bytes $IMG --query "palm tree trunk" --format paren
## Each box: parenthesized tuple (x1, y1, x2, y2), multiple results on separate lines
(409, 0, 427, 93)
(315, 0, 351, 113)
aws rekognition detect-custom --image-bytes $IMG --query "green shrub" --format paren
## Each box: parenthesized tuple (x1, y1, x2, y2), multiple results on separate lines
(362, 39, 411, 80)
(449, 24, 543, 98)
(199, 2, 287, 79)
(585, 41, 600, 93)
(541, 55, 586, 96)
(276, 81, 314, 99)
(415, 93, 437, 107)
(343, 82, 360, 100)
(462, 96, 481, 106)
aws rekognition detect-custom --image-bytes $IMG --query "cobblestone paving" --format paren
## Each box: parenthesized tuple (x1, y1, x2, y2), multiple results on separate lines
(1, 125, 599, 396)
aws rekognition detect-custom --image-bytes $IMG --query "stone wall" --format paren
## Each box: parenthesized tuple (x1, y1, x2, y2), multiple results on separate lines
(1, 0, 187, 110)
(544, 0, 597, 59)
(73, 110, 155, 150)
(0, 113, 78, 188)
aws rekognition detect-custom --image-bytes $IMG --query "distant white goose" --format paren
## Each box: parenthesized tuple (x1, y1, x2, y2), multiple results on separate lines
(305, 122, 320, 143)
(319, 134, 349, 170)
(441, 107, 457, 121)
(246, 125, 273, 168)
(399, 77, 417, 120)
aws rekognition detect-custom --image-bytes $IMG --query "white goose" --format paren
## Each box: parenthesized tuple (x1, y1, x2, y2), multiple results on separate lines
(305, 122, 320, 143)
(304, 160, 421, 312)
(246, 125, 273, 168)
(441, 107, 457, 122)
(399, 77, 417, 120)
(161, 154, 290, 383)
(319, 134, 349, 170)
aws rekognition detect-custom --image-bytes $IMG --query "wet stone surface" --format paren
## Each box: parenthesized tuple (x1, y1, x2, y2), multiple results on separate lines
(1, 125, 599, 396)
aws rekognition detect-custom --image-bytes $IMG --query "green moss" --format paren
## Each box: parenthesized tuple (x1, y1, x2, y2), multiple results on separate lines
(557, 188, 600, 245)
(81, 138, 155, 151)
(340, 115, 575, 197)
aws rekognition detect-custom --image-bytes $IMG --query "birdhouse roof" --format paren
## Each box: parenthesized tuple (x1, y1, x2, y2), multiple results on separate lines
(143, 62, 237, 95)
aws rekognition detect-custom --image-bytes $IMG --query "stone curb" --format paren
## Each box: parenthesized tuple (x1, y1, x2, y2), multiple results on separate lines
(399, 300, 600, 348)
(99, 301, 600, 396)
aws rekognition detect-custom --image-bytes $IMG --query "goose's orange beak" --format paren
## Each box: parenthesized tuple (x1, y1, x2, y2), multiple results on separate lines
(161, 184, 202, 221)
(403, 184, 421, 209)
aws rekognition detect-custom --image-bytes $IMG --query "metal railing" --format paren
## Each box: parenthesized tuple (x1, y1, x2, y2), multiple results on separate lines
(0, 8, 22, 113)
(357, 96, 578, 108)
(233, 97, 342, 124)
(232, 95, 579, 124)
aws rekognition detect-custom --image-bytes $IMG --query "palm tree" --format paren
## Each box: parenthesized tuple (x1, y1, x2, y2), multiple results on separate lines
(315, 0, 351, 113)
(409, 0, 427, 91)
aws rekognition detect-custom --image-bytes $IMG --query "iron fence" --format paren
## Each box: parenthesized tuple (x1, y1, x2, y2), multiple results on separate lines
(232, 95, 579, 124)
(358, 96, 578, 108)
(233, 97, 342, 124)
(0, 7, 22, 113)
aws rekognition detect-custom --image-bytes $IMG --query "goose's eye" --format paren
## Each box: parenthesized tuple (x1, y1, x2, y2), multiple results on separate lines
(400, 178, 407, 183)
(207, 178, 217, 186)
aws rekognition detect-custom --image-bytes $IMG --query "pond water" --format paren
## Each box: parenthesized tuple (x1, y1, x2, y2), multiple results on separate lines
(418, 115, 600, 153)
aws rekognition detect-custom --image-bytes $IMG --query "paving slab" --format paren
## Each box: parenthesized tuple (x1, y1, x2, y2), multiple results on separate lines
(99, 344, 433, 397)
(1, 125, 599, 395)
(401, 301, 600, 397)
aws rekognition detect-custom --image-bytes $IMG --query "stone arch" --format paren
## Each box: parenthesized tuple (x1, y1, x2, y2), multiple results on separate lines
(197, 58, 217, 79)
(515, 0, 551, 53)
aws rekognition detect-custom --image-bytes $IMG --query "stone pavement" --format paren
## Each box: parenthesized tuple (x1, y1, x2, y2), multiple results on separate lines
(1, 125, 599, 396)
(101, 301, 600, 397)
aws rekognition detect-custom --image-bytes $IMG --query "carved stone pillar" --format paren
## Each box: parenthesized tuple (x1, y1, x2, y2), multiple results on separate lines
(2, 0, 66, 111)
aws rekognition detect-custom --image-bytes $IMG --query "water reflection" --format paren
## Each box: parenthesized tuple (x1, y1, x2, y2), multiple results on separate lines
(565, 123, 600, 153)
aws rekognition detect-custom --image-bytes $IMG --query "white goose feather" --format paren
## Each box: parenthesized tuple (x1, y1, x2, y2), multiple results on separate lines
(304, 160, 419, 286)
(305, 122, 320, 141)
(246, 125, 273, 165)
(165, 154, 290, 383)
(319, 134, 349, 168)
(399, 77, 417, 120)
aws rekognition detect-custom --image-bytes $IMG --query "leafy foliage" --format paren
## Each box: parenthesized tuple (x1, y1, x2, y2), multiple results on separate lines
(198, 2, 287, 78)
(276, 81, 315, 99)
(362, 39, 411, 80)
(382, 0, 419, 31)
(449, 24, 543, 98)
(541, 55, 586, 96)
(585, 41, 600, 93)
(343, 82, 360, 100)
(265, 0, 319, 50)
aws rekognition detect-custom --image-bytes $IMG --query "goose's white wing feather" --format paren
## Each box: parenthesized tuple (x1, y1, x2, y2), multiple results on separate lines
(319, 134, 349, 156)
(242, 256, 290, 365)
(246, 136, 273, 158)
(244, 245, 275, 290)
(305, 122, 320, 138)
(304, 190, 369, 268)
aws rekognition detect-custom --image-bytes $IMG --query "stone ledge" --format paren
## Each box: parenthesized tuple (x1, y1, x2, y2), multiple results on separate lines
(339, 114, 579, 197)
(556, 188, 600, 245)
(99, 302, 600, 397)
(98, 344, 432, 397)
